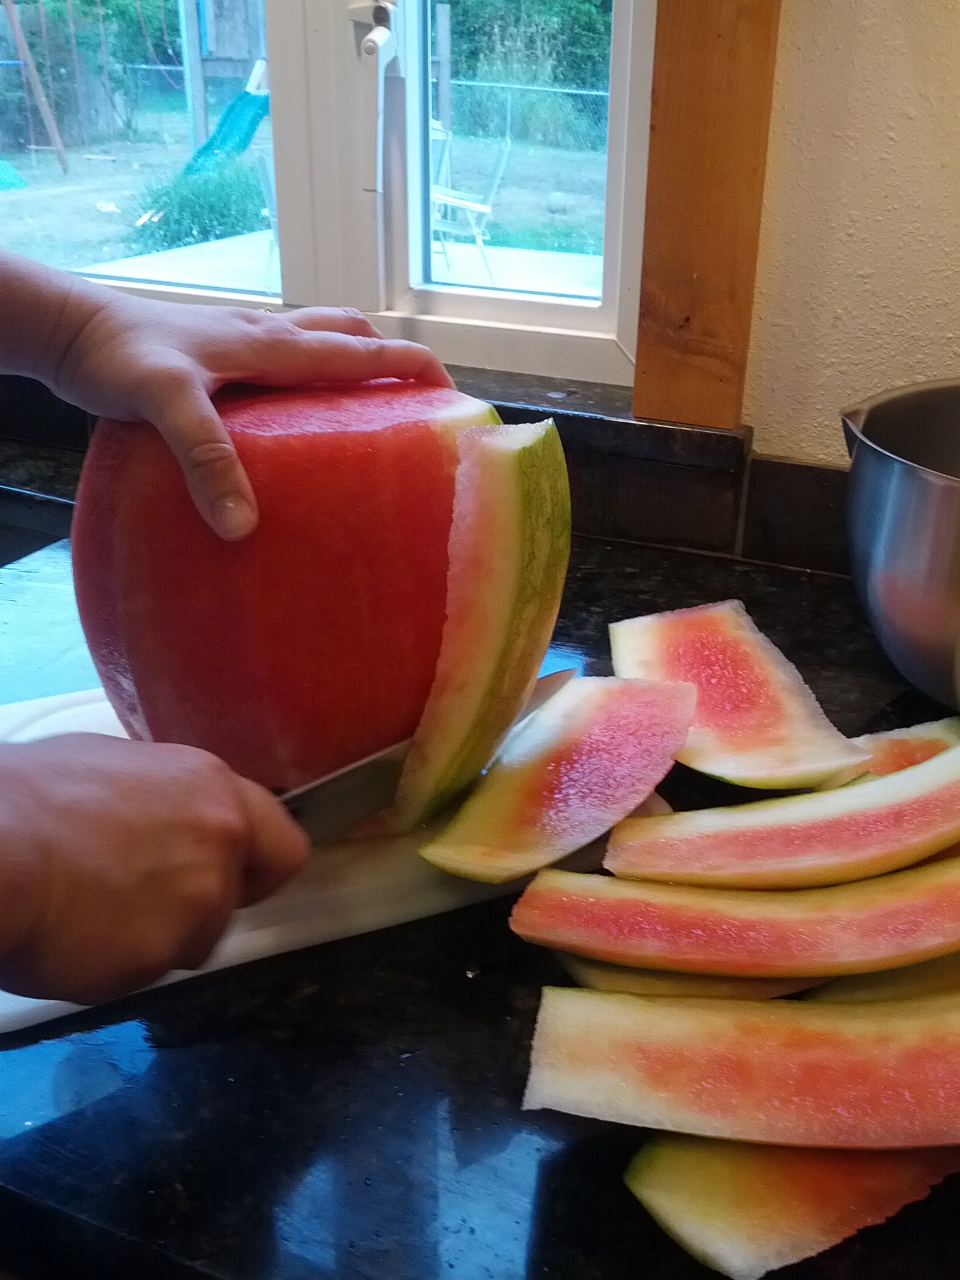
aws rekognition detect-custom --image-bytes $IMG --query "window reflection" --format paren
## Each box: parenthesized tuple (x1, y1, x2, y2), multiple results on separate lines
(0, 1021, 154, 1137)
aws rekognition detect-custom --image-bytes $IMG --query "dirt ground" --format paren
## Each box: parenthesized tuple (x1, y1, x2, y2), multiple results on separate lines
(0, 117, 606, 275)
(0, 104, 197, 271)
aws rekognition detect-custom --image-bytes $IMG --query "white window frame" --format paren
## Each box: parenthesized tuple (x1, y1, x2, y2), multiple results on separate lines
(82, 0, 656, 387)
(383, 0, 655, 385)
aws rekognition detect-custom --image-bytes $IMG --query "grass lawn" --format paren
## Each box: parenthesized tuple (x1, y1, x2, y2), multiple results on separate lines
(1, 116, 606, 278)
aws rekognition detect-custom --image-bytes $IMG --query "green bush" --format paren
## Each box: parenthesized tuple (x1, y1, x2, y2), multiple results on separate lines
(129, 159, 267, 252)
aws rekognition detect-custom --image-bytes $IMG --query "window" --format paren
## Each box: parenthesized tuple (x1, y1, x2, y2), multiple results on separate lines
(0, 0, 277, 296)
(420, 3, 611, 301)
(0, 0, 654, 382)
(269, 0, 654, 382)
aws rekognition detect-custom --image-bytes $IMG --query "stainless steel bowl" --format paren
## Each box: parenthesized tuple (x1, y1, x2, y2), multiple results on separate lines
(844, 378, 960, 709)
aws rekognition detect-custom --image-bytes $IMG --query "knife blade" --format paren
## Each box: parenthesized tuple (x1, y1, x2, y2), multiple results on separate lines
(281, 667, 577, 844)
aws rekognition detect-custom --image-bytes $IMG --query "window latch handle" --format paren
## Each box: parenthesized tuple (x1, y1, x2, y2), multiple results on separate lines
(346, 0, 401, 311)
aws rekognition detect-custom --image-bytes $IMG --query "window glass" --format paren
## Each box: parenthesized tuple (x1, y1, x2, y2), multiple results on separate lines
(0, 0, 278, 296)
(421, 0, 612, 299)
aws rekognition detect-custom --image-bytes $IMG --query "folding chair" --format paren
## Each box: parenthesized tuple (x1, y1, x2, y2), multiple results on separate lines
(430, 124, 511, 283)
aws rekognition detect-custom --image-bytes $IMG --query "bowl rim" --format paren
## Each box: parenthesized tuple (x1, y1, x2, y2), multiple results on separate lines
(842, 376, 960, 486)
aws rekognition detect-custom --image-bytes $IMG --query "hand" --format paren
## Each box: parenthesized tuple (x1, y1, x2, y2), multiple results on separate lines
(54, 293, 455, 541)
(0, 734, 310, 1004)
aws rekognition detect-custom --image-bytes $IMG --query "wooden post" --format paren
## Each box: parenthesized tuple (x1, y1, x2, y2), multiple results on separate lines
(632, 0, 781, 430)
(177, 0, 208, 148)
(0, 0, 68, 174)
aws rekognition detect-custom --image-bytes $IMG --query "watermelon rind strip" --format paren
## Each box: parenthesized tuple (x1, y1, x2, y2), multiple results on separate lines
(557, 952, 819, 1000)
(605, 740, 960, 888)
(511, 856, 960, 978)
(392, 419, 570, 829)
(624, 1135, 960, 1280)
(609, 600, 871, 789)
(805, 949, 960, 1003)
(417, 676, 696, 883)
(522, 984, 960, 1147)
(815, 716, 960, 789)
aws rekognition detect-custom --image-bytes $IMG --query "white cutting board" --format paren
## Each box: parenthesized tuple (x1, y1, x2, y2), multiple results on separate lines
(0, 690, 522, 1033)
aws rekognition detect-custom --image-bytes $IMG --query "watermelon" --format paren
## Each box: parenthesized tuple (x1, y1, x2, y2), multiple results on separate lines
(556, 953, 819, 1000)
(417, 677, 696, 883)
(509, 856, 960, 977)
(522, 984, 960, 1146)
(72, 382, 568, 796)
(624, 1134, 960, 1280)
(609, 600, 870, 788)
(807, 950, 960, 1003)
(391, 420, 570, 829)
(817, 716, 960, 789)
(605, 743, 960, 888)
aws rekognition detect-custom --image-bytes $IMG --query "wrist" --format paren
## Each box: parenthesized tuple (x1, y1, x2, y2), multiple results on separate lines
(0, 249, 116, 390)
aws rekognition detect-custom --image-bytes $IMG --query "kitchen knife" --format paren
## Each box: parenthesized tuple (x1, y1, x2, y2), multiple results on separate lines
(281, 667, 577, 844)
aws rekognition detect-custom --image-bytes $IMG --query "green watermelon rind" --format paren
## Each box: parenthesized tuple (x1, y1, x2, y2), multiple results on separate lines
(392, 418, 571, 830)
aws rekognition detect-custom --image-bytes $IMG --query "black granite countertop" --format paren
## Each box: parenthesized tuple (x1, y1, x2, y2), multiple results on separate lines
(0, 441, 84, 503)
(0, 532, 957, 1280)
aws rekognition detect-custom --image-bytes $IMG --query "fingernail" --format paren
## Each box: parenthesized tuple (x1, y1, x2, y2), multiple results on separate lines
(212, 496, 257, 540)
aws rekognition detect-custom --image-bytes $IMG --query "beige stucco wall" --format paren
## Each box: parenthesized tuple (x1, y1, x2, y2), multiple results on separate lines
(743, 0, 960, 464)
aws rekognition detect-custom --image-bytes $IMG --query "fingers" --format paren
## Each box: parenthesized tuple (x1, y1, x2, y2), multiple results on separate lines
(286, 306, 385, 339)
(240, 331, 454, 390)
(142, 373, 260, 541)
(321, 335, 455, 388)
(133, 316, 452, 539)
(0, 736, 310, 1002)
(147, 770, 308, 968)
(232, 775, 311, 907)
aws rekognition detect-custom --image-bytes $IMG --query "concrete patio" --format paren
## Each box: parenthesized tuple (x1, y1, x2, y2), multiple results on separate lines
(84, 231, 603, 301)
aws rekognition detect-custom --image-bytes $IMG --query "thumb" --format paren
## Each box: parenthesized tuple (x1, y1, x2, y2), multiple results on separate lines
(146, 376, 259, 540)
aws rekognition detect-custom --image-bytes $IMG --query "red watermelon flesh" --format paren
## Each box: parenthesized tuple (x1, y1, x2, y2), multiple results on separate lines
(625, 1134, 960, 1280)
(71, 381, 499, 790)
(870, 737, 952, 773)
